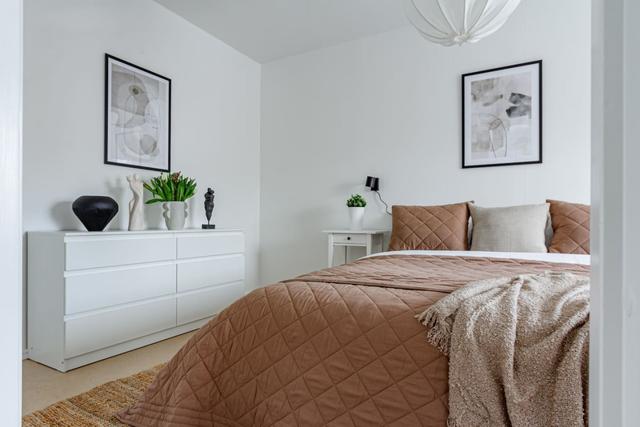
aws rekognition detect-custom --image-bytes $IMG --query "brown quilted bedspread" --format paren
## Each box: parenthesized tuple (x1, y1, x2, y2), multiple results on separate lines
(118, 255, 590, 427)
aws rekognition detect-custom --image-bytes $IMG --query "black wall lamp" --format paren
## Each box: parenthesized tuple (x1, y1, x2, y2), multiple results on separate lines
(365, 176, 380, 192)
(365, 176, 391, 215)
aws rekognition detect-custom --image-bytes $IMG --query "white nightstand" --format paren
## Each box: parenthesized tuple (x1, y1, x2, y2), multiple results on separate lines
(323, 230, 387, 267)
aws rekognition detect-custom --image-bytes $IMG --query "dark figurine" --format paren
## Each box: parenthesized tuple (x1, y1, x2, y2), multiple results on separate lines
(202, 188, 216, 229)
(72, 196, 119, 231)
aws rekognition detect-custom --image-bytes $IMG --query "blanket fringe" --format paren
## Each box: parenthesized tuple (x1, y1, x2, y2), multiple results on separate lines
(416, 308, 451, 355)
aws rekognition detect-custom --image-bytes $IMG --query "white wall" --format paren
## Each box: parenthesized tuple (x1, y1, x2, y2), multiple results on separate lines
(260, 0, 591, 284)
(23, 0, 261, 346)
(0, 0, 23, 422)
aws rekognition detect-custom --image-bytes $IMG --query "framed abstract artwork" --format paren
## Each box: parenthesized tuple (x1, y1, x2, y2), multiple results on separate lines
(105, 54, 171, 172)
(462, 60, 542, 168)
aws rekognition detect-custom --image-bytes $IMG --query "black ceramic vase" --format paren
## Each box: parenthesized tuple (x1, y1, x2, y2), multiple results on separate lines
(72, 196, 119, 231)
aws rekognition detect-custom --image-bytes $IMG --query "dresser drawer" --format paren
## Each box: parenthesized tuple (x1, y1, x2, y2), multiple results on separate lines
(177, 282, 244, 325)
(65, 263, 176, 315)
(176, 232, 244, 259)
(332, 234, 367, 244)
(65, 297, 176, 358)
(177, 255, 244, 293)
(65, 235, 176, 270)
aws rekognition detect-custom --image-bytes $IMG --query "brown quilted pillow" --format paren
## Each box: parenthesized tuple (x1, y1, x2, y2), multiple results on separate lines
(547, 199, 590, 254)
(388, 203, 470, 251)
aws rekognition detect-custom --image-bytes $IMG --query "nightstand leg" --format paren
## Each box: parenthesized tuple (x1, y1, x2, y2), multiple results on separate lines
(366, 235, 373, 256)
(328, 237, 334, 268)
(344, 246, 348, 264)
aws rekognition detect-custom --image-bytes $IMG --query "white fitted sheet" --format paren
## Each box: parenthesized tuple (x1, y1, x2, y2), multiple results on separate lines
(366, 250, 590, 266)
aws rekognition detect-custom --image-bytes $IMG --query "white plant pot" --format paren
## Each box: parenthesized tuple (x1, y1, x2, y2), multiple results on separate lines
(162, 201, 188, 230)
(348, 207, 365, 230)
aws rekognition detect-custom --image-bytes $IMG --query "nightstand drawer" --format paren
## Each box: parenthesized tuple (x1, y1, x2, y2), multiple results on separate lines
(332, 234, 367, 244)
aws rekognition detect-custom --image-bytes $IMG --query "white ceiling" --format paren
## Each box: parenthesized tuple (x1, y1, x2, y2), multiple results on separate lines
(153, 0, 410, 63)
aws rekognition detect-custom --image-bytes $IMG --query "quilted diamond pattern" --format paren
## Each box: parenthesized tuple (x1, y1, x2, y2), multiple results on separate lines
(547, 199, 590, 254)
(118, 255, 589, 426)
(388, 204, 470, 251)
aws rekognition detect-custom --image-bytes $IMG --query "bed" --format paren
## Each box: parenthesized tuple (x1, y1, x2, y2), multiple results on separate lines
(117, 250, 590, 426)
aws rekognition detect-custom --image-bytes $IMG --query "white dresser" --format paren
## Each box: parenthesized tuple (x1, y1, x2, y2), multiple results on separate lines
(27, 229, 245, 372)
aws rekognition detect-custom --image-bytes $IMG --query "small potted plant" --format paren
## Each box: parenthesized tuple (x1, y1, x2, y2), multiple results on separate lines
(346, 194, 366, 230)
(144, 172, 197, 230)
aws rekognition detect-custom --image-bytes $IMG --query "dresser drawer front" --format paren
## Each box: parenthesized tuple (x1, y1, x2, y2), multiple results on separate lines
(65, 236, 176, 270)
(65, 298, 176, 358)
(332, 234, 367, 244)
(177, 232, 244, 259)
(177, 255, 244, 293)
(65, 264, 176, 315)
(177, 282, 244, 325)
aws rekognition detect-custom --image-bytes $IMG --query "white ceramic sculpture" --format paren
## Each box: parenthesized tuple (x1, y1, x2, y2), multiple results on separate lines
(127, 174, 145, 231)
(162, 201, 187, 230)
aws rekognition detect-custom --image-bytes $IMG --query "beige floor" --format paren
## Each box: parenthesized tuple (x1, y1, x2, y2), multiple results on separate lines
(22, 331, 195, 416)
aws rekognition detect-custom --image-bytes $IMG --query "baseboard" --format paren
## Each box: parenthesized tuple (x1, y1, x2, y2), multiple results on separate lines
(23, 348, 29, 360)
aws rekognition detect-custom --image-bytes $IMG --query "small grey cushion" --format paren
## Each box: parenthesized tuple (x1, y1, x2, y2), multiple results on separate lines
(469, 203, 550, 253)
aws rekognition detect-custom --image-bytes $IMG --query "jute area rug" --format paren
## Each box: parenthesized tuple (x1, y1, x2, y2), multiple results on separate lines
(22, 365, 162, 426)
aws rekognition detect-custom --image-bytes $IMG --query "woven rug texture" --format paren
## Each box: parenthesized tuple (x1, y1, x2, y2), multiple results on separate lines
(22, 365, 162, 426)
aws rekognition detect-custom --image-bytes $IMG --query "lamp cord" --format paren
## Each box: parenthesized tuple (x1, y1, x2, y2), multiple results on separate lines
(375, 191, 392, 215)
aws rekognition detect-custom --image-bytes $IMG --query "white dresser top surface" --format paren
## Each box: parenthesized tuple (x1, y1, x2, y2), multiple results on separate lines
(29, 228, 242, 236)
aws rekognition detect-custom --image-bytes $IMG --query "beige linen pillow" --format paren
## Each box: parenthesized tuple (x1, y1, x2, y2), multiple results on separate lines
(469, 203, 550, 253)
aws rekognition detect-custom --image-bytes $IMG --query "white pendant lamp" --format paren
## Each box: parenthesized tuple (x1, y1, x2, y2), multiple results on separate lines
(405, 0, 521, 46)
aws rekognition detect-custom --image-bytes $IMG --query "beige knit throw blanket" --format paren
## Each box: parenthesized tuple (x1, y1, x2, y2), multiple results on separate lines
(418, 272, 589, 427)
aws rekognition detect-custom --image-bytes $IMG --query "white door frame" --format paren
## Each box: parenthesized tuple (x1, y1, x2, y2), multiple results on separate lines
(0, 0, 23, 423)
(591, 0, 640, 425)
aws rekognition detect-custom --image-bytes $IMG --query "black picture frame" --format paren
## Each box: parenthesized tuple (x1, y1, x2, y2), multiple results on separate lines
(461, 60, 542, 169)
(104, 53, 172, 172)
